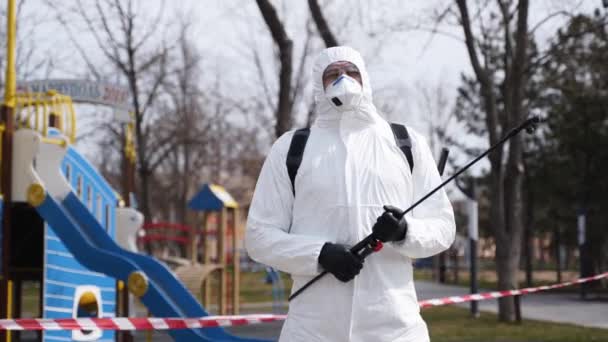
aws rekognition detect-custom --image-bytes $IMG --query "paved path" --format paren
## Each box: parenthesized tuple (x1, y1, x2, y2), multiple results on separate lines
(416, 280, 608, 329)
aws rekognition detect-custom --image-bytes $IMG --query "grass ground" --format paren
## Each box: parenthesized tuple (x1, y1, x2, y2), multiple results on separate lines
(238, 268, 606, 305)
(239, 270, 292, 303)
(19, 269, 603, 313)
(424, 306, 608, 342)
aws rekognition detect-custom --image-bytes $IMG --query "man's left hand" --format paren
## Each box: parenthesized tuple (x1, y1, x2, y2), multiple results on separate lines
(372, 205, 408, 242)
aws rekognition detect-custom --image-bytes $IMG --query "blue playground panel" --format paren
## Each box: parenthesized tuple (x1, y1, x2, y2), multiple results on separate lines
(42, 144, 118, 342)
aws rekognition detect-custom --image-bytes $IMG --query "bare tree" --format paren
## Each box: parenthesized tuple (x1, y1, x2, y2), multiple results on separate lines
(255, 0, 294, 138)
(49, 0, 175, 220)
(155, 22, 202, 225)
(308, 0, 338, 47)
(454, 0, 530, 321)
(413, 79, 458, 283)
(415, 79, 455, 155)
(150, 20, 273, 226)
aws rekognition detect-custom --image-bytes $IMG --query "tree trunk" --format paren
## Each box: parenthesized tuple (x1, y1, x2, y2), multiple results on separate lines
(127, 44, 154, 222)
(308, 0, 338, 47)
(255, 0, 294, 138)
(523, 167, 535, 287)
(495, 240, 520, 321)
(139, 168, 151, 220)
(276, 42, 294, 137)
(501, 131, 526, 320)
(555, 227, 562, 283)
(456, 0, 529, 322)
(490, 165, 520, 321)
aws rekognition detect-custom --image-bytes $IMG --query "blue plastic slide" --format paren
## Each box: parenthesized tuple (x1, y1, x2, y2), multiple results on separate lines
(34, 191, 269, 342)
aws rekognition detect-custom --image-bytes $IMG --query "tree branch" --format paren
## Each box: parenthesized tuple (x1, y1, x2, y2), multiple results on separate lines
(251, 43, 276, 111)
(510, 0, 529, 123)
(308, 0, 338, 47)
(255, 0, 294, 137)
(290, 19, 314, 115)
(456, 0, 500, 150)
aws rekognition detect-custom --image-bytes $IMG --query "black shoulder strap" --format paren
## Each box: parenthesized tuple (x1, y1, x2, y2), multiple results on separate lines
(389, 123, 414, 173)
(286, 128, 311, 195)
(287, 125, 412, 195)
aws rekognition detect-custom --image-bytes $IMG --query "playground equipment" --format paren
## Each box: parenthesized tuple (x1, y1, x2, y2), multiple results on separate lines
(1, 95, 265, 342)
(140, 185, 246, 316)
(188, 184, 242, 316)
(0, 2, 265, 340)
(140, 185, 247, 317)
(141, 205, 289, 317)
(1, 88, 127, 341)
(9, 125, 257, 341)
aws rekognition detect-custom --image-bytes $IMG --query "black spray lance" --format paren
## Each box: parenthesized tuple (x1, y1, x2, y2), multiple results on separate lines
(288, 116, 540, 301)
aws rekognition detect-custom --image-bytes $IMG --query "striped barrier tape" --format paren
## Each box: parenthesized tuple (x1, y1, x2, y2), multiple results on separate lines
(1, 272, 606, 331)
(418, 272, 608, 308)
(0, 314, 287, 331)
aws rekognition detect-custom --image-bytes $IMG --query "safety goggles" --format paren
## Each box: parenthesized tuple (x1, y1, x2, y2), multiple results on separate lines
(322, 61, 361, 86)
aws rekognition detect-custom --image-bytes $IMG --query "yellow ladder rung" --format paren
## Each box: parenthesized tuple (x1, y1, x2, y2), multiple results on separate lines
(40, 137, 67, 148)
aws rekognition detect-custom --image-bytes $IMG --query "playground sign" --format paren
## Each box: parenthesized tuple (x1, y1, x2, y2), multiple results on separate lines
(17, 79, 133, 121)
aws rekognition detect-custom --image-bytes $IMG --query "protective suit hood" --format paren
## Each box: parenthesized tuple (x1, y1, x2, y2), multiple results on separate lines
(312, 46, 383, 127)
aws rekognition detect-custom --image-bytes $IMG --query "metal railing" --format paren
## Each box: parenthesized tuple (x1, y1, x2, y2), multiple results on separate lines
(14, 90, 77, 144)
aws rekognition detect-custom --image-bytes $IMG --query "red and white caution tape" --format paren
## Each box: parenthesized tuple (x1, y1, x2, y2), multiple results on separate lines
(1, 272, 606, 331)
(419, 272, 608, 308)
(0, 314, 287, 331)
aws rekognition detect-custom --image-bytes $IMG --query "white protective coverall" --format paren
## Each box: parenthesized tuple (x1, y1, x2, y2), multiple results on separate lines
(245, 46, 456, 342)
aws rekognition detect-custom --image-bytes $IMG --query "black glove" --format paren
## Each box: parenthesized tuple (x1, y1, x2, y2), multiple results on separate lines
(372, 205, 408, 242)
(318, 242, 363, 282)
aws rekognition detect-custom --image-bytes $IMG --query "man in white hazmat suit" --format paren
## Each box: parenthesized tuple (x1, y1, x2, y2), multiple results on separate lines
(245, 46, 455, 342)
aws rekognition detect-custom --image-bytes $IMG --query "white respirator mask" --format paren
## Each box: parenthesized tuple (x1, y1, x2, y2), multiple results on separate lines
(324, 75, 363, 112)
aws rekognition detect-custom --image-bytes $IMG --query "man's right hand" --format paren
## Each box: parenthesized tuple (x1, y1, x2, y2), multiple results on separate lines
(318, 242, 363, 282)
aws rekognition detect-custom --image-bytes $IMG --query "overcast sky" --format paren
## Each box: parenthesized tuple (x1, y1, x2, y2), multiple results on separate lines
(17, 0, 599, 107)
